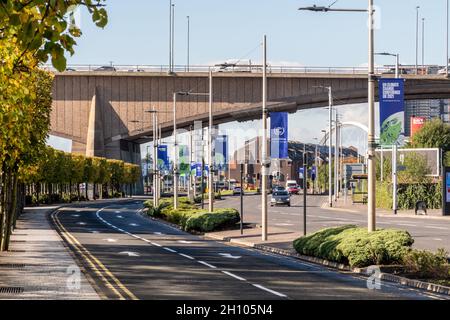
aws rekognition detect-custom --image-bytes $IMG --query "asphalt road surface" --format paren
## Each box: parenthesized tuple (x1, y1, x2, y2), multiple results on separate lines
(51, 200, 448, 300)
(216, 195, 450, 253)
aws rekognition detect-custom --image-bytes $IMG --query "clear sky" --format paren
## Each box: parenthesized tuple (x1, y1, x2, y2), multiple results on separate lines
(69, 0, 449, 67)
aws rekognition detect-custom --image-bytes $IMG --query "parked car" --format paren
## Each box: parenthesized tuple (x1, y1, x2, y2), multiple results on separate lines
(270, 190, 291, 207)
(233, 186, 243, 195)
(286, 180, 300, 195)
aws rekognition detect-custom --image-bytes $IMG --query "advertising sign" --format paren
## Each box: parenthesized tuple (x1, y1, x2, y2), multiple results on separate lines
(270, 112, 289, 159)
(157, 145, 169, 171)
(410, 116, 426, 138)
(379, 79, 405, 145)
(444, 168, 450, 216)
(214, 135, 228, 170)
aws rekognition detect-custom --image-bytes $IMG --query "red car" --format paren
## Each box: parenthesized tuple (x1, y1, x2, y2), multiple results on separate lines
(286, 184, 300, 195)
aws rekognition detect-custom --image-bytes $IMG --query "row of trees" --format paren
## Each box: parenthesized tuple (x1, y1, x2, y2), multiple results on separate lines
(21, 147, 141, 204)
(1, 1, 109, 251)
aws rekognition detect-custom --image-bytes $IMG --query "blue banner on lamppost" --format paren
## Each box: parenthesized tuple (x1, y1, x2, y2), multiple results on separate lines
(157, 145, 169, 171)
(379, 78, 405, 145)
(270, 112, 289, 159)
(214, 135, 228, 171)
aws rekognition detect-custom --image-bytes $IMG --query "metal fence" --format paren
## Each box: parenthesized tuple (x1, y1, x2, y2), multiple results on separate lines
(42, 64, 398, 75)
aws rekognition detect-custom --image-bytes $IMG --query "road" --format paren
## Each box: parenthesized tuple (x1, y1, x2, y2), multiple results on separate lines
(216, 194, 450, 253)
(51, 200, 447, 300)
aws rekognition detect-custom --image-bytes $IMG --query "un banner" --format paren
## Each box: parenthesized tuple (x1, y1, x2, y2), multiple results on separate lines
(214, 135, 228, 170)
(270, 112, 289, 159)
(379, 78, 405, 146)
(157, 145, 169, 171)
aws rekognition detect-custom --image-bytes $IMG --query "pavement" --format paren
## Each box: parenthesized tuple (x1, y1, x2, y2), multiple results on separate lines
(214, 194, 450, 254)
(0, 205, 99, 300)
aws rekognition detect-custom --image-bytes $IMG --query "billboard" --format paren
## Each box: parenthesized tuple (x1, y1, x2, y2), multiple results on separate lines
(270, 112, 289, 159)
(410, 116, 426, 138)
(379, 79, 405, 146)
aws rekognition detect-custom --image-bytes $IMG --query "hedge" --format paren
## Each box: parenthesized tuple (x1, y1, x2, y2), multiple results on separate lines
(376, 182, 442, 210)
(293, 225, 414, 267)
(144, 198, 240, 232)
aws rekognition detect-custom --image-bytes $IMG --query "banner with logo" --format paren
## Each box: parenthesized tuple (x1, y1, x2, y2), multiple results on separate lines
(157, 145, 169, 171)
(214, 135, 228, 170)
(179, 145, 190, 175)
(270, 112, 289, 159)
(379, 79, 405, 145)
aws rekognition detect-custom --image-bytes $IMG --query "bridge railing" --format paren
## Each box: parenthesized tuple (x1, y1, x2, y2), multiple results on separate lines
(43, 64, 399, 75)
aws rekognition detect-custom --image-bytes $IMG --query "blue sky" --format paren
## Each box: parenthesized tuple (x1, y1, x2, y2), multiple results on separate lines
(69, 0, 449, 67)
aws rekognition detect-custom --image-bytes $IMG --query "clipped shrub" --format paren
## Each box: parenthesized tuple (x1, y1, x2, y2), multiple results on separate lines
(185, 208, 240, 232)
(293, 225, 414, 267)
(403, 248, 450, 279)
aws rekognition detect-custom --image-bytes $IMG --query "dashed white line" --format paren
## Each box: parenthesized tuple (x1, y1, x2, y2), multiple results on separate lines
(178, 253, 195, 260)
(163, 247, 177, 253)
(425, 226, 448, 230)
(222, 271, 246, 281)
(198, 261, 217, 269)
(151, 242, 162, 247)
(252, 284, 288, 298)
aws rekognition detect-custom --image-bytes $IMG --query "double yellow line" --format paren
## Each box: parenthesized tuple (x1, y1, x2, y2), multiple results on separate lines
(52, 209, 138, 300)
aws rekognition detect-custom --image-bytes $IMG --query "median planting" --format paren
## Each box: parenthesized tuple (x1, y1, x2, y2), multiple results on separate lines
(293, 225, 450, 285)
(293, 225, 414, 267)
(144, 198, 240, 232)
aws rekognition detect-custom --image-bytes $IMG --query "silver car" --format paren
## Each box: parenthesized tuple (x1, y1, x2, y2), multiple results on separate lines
(270, 190, 291, 207)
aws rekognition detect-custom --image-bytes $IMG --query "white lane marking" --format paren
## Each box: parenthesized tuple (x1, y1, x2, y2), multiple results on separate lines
(433, 238, 443, 241)
(178, 240, 194, 244)
(119, 251, 140, 257)
(398, 223, 417, 227)
(76, 209, 82, 212)
(129, 223, 139, 227)
(218, 253, 242, 259)
(90, 230, 100, 234)
(96, 205, 289, 298)
(115, 211, 121, 214)
(275, 223, 294, 226)
(77, 222, 87, 226)
(71, 214, 80, 218)
(153, 232, 164, 235)
(116, 215, 124, 219)
(198, 261, 217, 269)
(425, 226, 448, 230)
(104, 238, 117, 243)
(178, 253, 195, 260)
(222, 271, 246, 281)
(252, 284, 288, 298)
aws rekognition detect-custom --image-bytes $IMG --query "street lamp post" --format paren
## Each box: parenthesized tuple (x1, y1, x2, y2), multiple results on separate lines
(261, 35, 269, 241)
(416, 6, 420, 75)
(187, 15, 190, 72)
(422, 18, 426, 70)
(173, 92, 180, 209)
(447, 0, 449, 77)
(375, 52, 400, 78)
(299, 0, 377, 232)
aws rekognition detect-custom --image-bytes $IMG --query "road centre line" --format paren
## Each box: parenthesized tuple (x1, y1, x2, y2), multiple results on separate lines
(95, 205, 289, 299)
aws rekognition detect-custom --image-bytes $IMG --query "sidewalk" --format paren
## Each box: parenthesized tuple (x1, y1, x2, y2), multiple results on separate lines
(322, 197, 450, 220)
(0, 206, 99, 300)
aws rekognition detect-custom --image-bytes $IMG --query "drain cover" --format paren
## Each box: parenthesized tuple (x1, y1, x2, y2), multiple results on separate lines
(0, 287, 24, 294)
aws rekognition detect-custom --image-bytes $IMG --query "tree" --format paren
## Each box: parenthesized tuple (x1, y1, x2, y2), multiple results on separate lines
(0, 1, 109, 251)
(410, 118, 450, 151)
